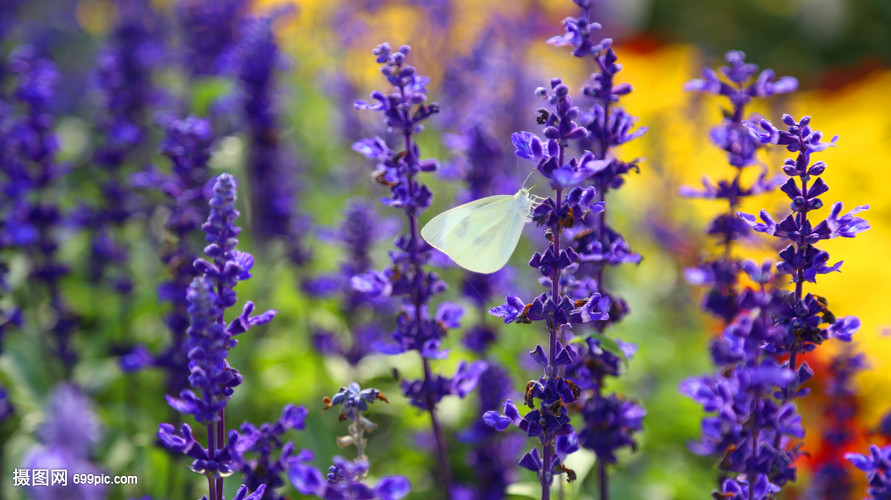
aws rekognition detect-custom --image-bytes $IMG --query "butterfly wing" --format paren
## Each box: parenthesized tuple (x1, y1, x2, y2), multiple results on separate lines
(421, 194, 526, 274)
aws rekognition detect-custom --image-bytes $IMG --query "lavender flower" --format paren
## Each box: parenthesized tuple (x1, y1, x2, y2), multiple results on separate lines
(121, 115, 214, 400)
(678, 52, 806, 499)
(92, 0, 164, 169)
(486, 76, 624, 500)
(305, 200, 392, 365)
(159, 173, 276, 500)
(686, 115, 868, 497)
(22, 384, 106, 500)
(544, 3, 647, 497)
(847, 445, 891, 499)
(681, 50, 797, 322)
(323, 383, 389, 458)
(740, 115, 867, 370)
(234, 404, 310, 500)
(716, 476, 780, 500)
(289, 383, 410, 500)
(291, 456, 410, 500)
(0, 45, 79, 372)
(680, 282, 803, 494)
(234, 7, 309, 265)
(82, 0, 165, 294)
(352, 43, 484, 498)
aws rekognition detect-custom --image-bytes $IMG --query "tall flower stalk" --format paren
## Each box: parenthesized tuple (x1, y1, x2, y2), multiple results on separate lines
(547, 2, 647, 496)
(0, 45, 78, 374)
(304, 199, 393, 366)
(121, 115, 215, 401)
(742, 114, 867, 392)
(82, 0, 164, 296)
(681, 50, 797, 322)
(352, 43, 485, 498)
(289, 383, 410, 499)
(681, 262, 803, 499)
(486, 77, 615, 500)
(158, 173, 276, 500)
(234, 7, 309, 266)
(680, 50, 798, 499)
(684, 115, 868, 498)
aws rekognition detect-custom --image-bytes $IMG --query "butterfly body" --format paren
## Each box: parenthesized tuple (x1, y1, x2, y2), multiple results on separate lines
(421, 189, 536, 274)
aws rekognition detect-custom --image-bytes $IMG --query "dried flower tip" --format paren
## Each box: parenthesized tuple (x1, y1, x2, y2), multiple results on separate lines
(336, 435, 355, 448)
(359, 416, 378, 433)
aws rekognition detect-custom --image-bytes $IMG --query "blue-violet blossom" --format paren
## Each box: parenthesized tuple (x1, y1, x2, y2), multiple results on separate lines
(352, 42, 486, 498)
(158, 173, 276, 500)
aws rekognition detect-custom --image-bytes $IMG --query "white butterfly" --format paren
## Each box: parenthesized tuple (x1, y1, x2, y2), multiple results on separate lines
(421, 189, 540, 274)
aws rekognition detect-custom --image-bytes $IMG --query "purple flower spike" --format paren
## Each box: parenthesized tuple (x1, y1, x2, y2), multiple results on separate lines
(157, 172, 280, 500)
(234, 7, 310, 265)
(23, 385, 107, 500)
(85, 0, 164, 297)
(847, 445, 891, 498)
(685, 54, 868, 498)
(234, 402, 310, 500)
(352, 42, 465, 498)
(122, 114, 215, 398)
(1, 46, 79, 371)
(296, 385, 411, 500)
(482, 3, 647, 496)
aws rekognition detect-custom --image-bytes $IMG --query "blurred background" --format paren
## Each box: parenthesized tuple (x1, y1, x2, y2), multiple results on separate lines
(2, 0, 891, 498)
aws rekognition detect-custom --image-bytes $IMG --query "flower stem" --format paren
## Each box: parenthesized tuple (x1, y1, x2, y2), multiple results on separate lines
(215, 409, 225, 500)
(749, 391, 761, 500)
(599, 460, 609, 500)
(206, 422, 217, 500)
(424, 358, 453, 499)
(542, 439, 553, 500)
(786, 175, 809, 399)
(541, 172, 564, 499)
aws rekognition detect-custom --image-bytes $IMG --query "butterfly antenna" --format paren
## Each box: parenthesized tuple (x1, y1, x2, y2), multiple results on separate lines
(459, 268, 488, 306)
(514, 156, 524, 188)
(521, 168, 536, 189)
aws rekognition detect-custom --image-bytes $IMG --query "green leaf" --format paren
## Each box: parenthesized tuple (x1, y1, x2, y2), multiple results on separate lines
(587, 333, 628, 364)
(190, 77, 233, 116)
